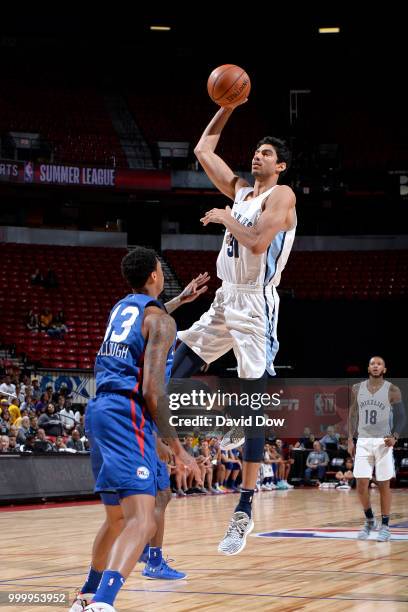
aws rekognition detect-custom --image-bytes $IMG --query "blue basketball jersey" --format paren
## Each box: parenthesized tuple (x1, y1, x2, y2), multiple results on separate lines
(95, 293, 175, 394)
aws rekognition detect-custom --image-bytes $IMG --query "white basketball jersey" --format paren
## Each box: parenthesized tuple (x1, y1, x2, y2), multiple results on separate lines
(216, 186, 296, 286)
(357, 380, 392, 437)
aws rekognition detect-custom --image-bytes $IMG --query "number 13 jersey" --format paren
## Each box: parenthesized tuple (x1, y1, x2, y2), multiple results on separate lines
(95, 294, 175, 394)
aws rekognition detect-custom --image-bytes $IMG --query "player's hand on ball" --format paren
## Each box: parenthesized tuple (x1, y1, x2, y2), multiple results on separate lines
(384, 436, 396, 447)
(178, 272, 210, 304)
(201, 205, 232, 226)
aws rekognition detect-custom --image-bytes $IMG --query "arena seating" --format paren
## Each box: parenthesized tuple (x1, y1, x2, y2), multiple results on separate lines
(165, 249, 408, 300)
(0, 83, 127, 167)
(0, 243, 129, 370)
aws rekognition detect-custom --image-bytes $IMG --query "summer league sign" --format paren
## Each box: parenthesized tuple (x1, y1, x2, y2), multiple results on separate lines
(0, 160, 171, 191)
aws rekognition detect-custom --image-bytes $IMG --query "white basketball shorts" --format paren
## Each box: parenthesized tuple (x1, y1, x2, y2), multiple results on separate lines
(353, 438, 395, 481)
(177, 281, 280, 379)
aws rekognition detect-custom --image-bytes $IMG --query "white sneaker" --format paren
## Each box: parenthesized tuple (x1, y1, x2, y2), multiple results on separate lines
(218, 511, 254, 556)
(84, 603, 116, 612)
(357, 519, 378, 540)
(69, 593, 94, 611)
(220, 426, 245, 451)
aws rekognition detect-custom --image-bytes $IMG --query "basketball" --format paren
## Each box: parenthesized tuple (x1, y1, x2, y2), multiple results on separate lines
(207, 64, 251, 107)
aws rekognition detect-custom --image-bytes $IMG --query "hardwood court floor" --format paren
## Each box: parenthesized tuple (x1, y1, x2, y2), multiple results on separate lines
(1, 488, 407, 611)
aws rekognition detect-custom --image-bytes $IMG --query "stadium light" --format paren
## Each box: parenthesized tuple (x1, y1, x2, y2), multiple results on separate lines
(318, 27, 340, 34)
(150, 25, 171, 31)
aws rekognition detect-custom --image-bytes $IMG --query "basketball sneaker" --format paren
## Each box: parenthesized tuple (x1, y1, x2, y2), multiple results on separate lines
(357, 519, 378, 540)
(69, 592, 94, 611)
(376, 525, 391, 542)
(138, 543, 149, 563)
(218, 511, 254, 555)
(220, 426, 245, 451)
(142, 557, 186, 580)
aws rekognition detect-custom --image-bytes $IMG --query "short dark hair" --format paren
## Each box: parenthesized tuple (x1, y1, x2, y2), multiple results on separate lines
(121, 246, 158, 289)
(256, 136, 292, 173)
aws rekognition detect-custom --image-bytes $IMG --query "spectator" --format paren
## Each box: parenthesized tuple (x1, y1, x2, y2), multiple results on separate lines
(275, 439, 294, 489)
(221, 448, 242, 491)
(20, 395, 35, 413)
(54, 310, 66, 325)
(26, 310, 39, 332)
(17, 415, 31, 444)
(37, 403, 63, 436)
(0, 434, 9, 453)
(30, 268, 44, 286)
(8, 435, 20, 453)
(35, 391, 52, 414)
(13, 407, 27, 429)
(295, 427, 313, 448)
(0, 374, 16, 397)
(337, 437, 350, 460)
(54, 436, 67, 451)
(35, 428, 55, 453)
(335, 457, 356, 489)
(66, 429, 85, 452)
(305, 441, 330, 485)
(39, 308, 53, 331)
(208, 437, 226, 493)
(197, 439, 218, 493)
(20, 433, 36, 452)
(28, 415, 38, 436)
(319, 425, 339, 449)
(31, 379, 42, 401)
(7, 399, 21, 425)
(0, 405, 11, 435)
(59, 399, 76, 434)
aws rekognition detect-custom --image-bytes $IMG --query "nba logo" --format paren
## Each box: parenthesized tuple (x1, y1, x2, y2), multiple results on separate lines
(314, 393, 335, 415)
(24, 161, 34, 183)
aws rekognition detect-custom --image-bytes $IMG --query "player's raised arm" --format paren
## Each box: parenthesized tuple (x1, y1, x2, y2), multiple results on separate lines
(194, 106, 249, 200)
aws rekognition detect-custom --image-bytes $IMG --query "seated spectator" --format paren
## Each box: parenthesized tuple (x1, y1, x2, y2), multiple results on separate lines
(37, 403, 64, 436)
(30, 268, 44, 286)
(66, 429, 85, 452)
(304, 441, 330, 485)
(0, 405, 11, 435)
(54, 436, 67, 451)
(17, 415, 31, 444)
(275, 439, 295, 489)
(13, 407, 27, 429)
(335, 457, 355, 489)
(59, 399, 76, 434)
(54, 310, 66, 325)
(35, 391, 52, 414)
(39, 308, 53, 331)
(337, 437, 350, 459)
(0, 434, 10, 453)
(0, 374, 16, 397)
(28, 415, 38, 436)
(26, 310, 39, 332)
(197, 439, 218, 493)
(20, 433, 36, 452)
(47, 320, 68, 339)
(319, 425, 339, 449)
(221, 448, 242, 491)
(295, 427, 313, 448)
(34, 428, 55, 453)
(208, 437, 226, 493)
(8, 435, 20, 453)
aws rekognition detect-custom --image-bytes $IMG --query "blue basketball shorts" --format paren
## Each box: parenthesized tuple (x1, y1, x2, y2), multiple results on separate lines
(85, 393, 157, 504)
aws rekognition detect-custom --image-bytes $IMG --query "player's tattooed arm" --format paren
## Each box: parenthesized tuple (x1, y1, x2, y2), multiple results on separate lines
(165, 272, 210, 314)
